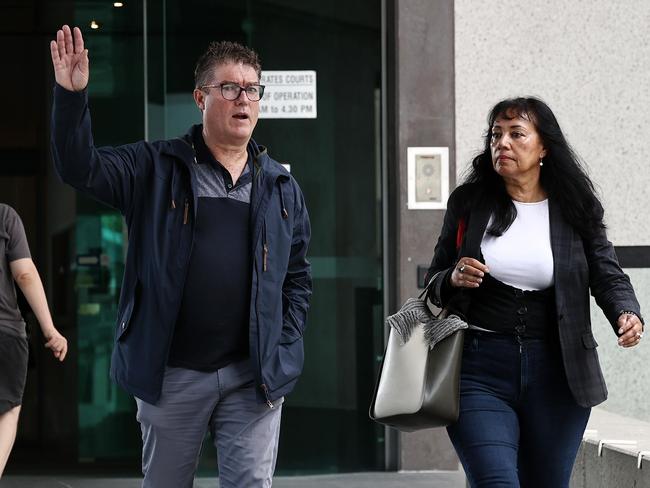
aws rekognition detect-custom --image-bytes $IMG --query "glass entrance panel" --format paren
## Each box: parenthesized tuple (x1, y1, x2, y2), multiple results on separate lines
(147, 0, 385, 474)
(76, 209, 139, 460)
(71, 0, 144, 463)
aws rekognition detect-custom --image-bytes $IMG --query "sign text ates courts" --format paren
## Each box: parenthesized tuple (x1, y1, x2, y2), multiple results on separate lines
(259, 70, 317, 119)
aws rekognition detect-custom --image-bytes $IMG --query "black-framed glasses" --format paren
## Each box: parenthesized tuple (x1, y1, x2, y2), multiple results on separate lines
(200, 82, 265, 101)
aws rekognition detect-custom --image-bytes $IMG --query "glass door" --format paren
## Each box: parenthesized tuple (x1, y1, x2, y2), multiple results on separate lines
(71, 0, 144, 463)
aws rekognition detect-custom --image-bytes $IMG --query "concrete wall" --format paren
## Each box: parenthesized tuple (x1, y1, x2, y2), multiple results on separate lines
(570, 408, 650, 487)
(571, 440, 650, 488)
(393, 0, 650, 472)
(591, 269, 650, 422)
(393, 0, 458, 471)
(454, 0, 650, 245)
(454, 0, 650, 422)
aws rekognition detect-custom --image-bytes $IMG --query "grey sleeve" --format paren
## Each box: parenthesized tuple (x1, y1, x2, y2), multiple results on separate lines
(3, 206, 31, 262)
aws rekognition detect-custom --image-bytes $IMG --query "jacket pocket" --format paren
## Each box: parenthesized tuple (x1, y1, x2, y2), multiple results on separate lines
(116, 280, 140, 341)
(280, 322, 303, 345)
(582, 331, 599, 349)
(277, 335, 304, 382)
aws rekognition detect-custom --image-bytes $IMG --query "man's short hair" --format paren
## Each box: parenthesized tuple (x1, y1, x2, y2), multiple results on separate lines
(194, 41, 262, 88)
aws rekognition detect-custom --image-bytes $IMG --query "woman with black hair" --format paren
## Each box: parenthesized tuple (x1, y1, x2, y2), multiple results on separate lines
(425, 97, 643, 487)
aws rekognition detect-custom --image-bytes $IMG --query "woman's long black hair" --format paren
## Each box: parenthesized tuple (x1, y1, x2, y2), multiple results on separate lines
(464, 97, 605, 238)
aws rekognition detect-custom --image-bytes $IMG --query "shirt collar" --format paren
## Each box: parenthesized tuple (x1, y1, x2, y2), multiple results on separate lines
(193, 127, 252, 178)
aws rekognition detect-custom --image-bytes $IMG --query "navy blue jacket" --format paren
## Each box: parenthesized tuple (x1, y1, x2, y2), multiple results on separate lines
(51, 85, 312, 405)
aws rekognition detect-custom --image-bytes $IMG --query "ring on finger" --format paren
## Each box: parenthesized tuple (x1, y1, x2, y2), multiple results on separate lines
(459, 265, 466, 273)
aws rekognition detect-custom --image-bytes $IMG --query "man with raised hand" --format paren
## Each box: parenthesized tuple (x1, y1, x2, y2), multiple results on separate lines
(50, 25, 312, 488)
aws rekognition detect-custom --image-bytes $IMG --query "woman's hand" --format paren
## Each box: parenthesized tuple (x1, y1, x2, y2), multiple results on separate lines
(450, 257, 489, 288)
(617, 312, 644, 348)
(44, 329, 68, 361)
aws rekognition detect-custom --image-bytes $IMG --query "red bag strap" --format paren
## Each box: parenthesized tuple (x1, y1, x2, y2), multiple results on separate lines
(456, 218, 466, 251)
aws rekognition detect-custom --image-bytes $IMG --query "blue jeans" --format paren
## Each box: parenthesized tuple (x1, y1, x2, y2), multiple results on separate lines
(447, 331, 590, 488)
(136, 359, 283, 488)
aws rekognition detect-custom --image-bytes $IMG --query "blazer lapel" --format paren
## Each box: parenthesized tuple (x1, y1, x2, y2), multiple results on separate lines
(461, 204, 491, 261)
(459, 198, 573, 275)
(549, 199, 573, 318)
(549, 198, 573, 281)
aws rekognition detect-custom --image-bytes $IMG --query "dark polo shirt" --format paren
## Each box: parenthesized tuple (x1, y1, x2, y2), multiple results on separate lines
(167, 128, 253, 371)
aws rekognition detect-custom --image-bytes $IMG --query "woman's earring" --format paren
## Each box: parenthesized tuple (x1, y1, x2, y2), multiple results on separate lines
(539, 157, 544, 167)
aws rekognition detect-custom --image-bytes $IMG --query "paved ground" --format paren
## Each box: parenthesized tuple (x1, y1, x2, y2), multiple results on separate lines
(1, 472, 467, 487)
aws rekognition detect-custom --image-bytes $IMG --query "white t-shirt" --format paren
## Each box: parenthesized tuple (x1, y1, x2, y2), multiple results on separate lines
(481, 200, 554, 291)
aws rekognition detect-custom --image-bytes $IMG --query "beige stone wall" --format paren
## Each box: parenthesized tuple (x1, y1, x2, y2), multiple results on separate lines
(455, 0, 650, 245)
(455, 0, 650, 421)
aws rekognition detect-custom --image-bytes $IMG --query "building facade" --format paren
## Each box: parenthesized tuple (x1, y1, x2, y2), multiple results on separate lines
(2, 0, 649, 477)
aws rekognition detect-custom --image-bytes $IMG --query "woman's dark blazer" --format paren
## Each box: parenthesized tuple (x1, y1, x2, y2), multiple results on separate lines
(426, 184, 642, 408)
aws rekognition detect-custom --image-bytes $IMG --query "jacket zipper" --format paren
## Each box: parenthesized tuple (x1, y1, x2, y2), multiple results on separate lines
(278, 181, 288, 219)
(262, 221, 268, 272)
(261, 384, 275, 409)
(162, 138, 197, 369)
(253, 166, 289, 410)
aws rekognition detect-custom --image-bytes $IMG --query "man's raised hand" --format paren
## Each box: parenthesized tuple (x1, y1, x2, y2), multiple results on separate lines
(50, 25, 89, 92)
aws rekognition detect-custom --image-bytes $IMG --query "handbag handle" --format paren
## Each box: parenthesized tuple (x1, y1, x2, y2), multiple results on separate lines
(419, 217, 469, 300)
(418, 270, 442, 300)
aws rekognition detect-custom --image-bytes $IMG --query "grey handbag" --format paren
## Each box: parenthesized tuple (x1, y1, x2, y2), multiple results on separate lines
(369, 282, 468, 432)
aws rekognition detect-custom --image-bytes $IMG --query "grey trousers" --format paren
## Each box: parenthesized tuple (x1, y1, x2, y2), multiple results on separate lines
(135, 359, 283, 488)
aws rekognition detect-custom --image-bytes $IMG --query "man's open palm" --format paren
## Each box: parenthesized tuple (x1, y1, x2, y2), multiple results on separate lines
(50, 25, 89, 92)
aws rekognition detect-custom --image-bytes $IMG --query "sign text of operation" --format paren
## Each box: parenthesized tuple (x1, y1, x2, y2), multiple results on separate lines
(259, 70, 317, 119)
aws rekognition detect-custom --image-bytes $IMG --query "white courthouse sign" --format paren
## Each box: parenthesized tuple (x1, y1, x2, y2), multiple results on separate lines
(259, 70, 317, 119)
